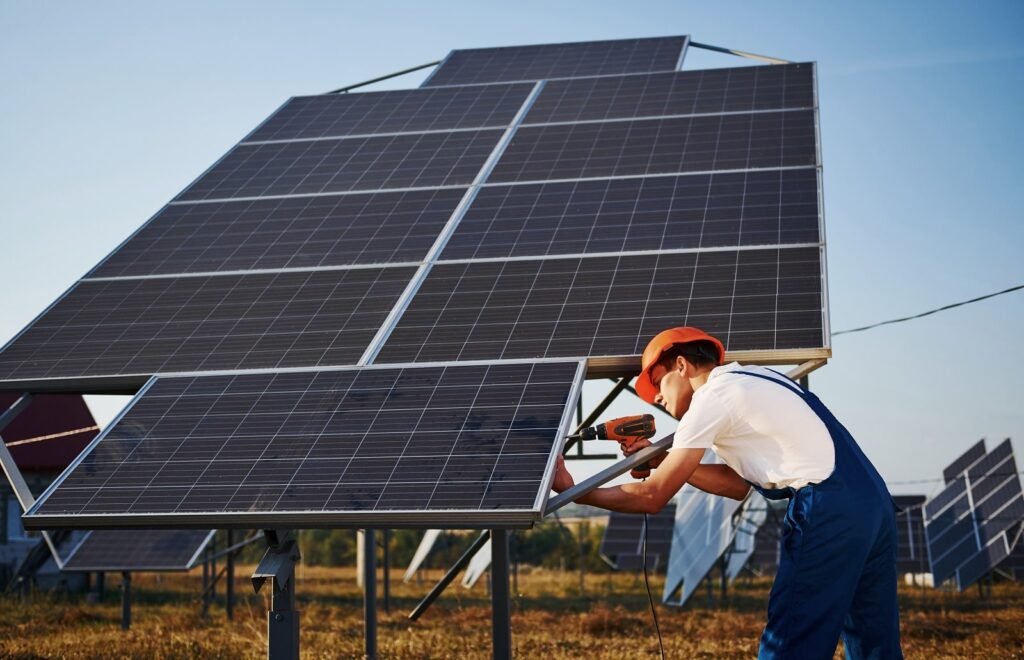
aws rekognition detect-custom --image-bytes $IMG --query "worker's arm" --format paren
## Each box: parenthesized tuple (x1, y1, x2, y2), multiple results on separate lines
(551, 447, 705, 514)
(686, 463, 751, 501)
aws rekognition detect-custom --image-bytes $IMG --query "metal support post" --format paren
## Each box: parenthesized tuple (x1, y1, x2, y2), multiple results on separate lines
(202, 551, 210, 617)
(363, 529, 377, 659)
(211, 535, 217, 603)
(490, 529, 512, 660)
(382, 529, 390, 613)
(226, 530, 235, 621)
(253, 530, 301, 660)
(121, 572, 132, 630)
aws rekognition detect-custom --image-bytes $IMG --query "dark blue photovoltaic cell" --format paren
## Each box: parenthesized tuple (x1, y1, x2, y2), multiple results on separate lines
(246, 83, 533, 142)
(62, 530, 212, 571)
(424, 36, 686, 87)
(956, 536, 1011, 589)
(943, 439, 987, 485)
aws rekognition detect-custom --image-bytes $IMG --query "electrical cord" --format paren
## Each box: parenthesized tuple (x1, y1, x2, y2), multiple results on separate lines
(642, 509, 666, 660)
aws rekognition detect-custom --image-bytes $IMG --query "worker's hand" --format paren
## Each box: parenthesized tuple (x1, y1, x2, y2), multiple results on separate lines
(551, 455, 575, 493)
(620, 438, 652, 455)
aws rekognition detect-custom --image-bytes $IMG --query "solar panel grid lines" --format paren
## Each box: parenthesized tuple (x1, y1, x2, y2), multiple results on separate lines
(522, 63, 815, 125)
(0, 267, 416, 390)
(422, 36, 689, 88)
(944, 439, 987, 485)
(24, 360, 586, 529)
(174, 129, 505, 202)
(439, 168, 821, 261)
(893, 495, 928, 573)
(86, 188, 471, 278)
(486, 110, 818, 185)
(376, 246, 825, 365)
(61, 529, 215, 572)
(243, 83, 535, 143)
(599, 504, 676, 570)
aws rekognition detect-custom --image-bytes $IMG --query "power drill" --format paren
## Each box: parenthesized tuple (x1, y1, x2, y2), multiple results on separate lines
(566, 414, 662, 478)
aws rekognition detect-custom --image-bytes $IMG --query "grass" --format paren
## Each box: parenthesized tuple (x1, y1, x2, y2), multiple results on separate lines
(2, 565, 1023, 658)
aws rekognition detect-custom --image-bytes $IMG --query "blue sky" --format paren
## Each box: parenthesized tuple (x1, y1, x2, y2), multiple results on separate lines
(1, 1, 1022, 496)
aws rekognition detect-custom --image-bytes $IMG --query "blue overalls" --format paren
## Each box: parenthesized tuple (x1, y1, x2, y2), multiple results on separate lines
(731, 370, 903, 660)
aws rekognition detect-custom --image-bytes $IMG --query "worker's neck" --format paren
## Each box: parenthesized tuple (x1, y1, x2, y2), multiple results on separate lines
(688, 368, 713, 392)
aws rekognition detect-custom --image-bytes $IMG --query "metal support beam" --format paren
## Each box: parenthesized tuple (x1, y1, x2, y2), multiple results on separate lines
(688, 40, 793, 65)
(490, 529, 512, 660)
(408, 531, 490, 621)
(202, 552, 210, 617)
(121, 572, 131, 630)
(253, 531, 300, 660)
(363, 529, 378, 659)
(226, 530, 235, 621)
(326, 60, 442, 94)
(382, 529, 390, 613)
(563, 377, 631, 455)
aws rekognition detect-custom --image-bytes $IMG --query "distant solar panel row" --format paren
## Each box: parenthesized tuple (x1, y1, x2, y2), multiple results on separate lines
(25, 361, 583, 528)
(423, 36, 688, 87)
(600, 505, 676, 570)
(62, 529, 214, 571)
(893, 495, 927, 573)
(925, 439, 1024, 589)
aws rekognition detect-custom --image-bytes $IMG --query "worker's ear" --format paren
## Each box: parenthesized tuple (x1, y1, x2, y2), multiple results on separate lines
(675, 354, 690, 376)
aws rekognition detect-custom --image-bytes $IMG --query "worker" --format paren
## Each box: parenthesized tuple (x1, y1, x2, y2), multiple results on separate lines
(552, 327, 903, 659)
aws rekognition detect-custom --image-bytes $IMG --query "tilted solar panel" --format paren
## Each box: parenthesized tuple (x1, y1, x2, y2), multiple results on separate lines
(942, 439, 987, 485)
(62, 529, 214, 572)
(524, 63, 815, 125)
(487, 111, 817, 184)
(88, 188, 467, 278)
(599, 504, 676, 570)
(246, 83, 534, 142)
(24, 361, 584, 529)
(174, 129, 503, 202)
(893, 495, 927, 573)
(377, 247, 824, 366)
(423, 36, 688, 88)
(442, 169, 820, 260)
(0, 268, 414, 391)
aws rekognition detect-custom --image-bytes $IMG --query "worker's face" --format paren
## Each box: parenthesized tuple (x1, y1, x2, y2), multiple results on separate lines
(650, 356, 695, 419)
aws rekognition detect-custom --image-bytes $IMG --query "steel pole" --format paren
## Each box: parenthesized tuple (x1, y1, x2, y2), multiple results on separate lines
(226, 530, 235, 621)
(121, 572, 131, 630)
(363, 529, 377, 659)
(490, 529, 511, 660)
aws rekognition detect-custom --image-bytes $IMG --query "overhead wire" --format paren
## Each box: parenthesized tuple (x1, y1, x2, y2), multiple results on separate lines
(832, 284, 1023, 337)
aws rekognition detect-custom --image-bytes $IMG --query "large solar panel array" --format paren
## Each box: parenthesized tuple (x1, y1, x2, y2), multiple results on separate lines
(599, 504, 676, 570)
(62, 530, 214, 572)
(4, 35, 829, 532)
(25, 361, 583, 529)
(924, 439, 1024, 590)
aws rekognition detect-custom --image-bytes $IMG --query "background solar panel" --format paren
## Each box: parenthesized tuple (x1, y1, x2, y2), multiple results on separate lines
(25, 361, 583, 528)
(925, 439, 1024, 589)
(894, 495, 927, 573)
(442, 169, 819, 260)
(487, 111, 817, 184)
(245, 83, 533, 142)
(423, 36, 687, 87)
(377, 246, 824, 364)
(943, 439, 987, 485)
(175, 129, 502, 202)
(62, 530, 213, 571)
(0, 267, 414, 389)
(88, 188, 467, 278)
(599, 504, 676, 570)
(524, 63, 815, 125)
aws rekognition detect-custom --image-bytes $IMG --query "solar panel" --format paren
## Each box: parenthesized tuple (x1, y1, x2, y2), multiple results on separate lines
(24, 360, 584, 529)
(893, 495, 928, 573)
(924, 439, 1024, 589)
(87, 188, 467, 278)
(377, 247, 824, 365)
(662, 471, 744, 605)
(599, 504, 676, 570)
(442, 169, 820, 260)
(245, 83, 534, 142)
(524, 63, 815, 125)
(62, 529, 214, 572)
(487, 111, 817, 184)
(724, 493, 771, 580)
(943, 439, 987, 485)
(423, 36, 688, 88)
(0, 267, 414, 391)
(174, 129, 503, 202)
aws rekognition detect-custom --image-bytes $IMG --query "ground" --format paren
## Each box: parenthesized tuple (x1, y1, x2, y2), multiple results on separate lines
(2, 566, 1022, 658)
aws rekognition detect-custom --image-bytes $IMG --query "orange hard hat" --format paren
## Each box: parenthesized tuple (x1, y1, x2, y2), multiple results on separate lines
(635, 327, 725, 404)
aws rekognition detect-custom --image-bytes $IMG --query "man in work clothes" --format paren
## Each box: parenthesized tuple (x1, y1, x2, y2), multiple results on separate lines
(552, 327, 903, 659)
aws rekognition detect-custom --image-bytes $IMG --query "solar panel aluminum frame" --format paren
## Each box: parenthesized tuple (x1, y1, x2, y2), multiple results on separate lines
(60, 529, 216, 572)
(22, 358, 587, 530)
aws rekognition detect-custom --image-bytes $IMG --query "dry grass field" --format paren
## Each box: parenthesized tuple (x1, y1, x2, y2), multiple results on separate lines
(2, 565, 1023, 658)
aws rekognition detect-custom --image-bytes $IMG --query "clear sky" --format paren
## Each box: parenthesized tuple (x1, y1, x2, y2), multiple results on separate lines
(1, 1, 1022, 498)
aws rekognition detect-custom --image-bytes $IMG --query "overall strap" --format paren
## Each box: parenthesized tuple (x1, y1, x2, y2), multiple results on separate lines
(730, 370, 807, 397)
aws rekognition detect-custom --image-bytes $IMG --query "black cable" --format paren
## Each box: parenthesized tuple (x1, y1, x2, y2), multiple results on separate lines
(832, 284, 1024, 336)
(642, 510, 666, 660)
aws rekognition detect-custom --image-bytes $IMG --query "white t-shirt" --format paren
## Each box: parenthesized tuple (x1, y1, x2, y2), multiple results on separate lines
(671, 363, 835, 490)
